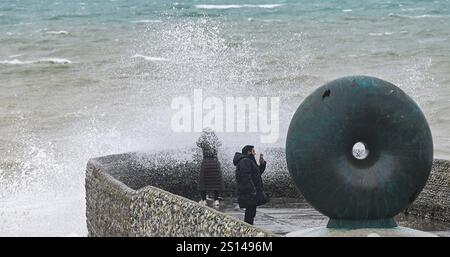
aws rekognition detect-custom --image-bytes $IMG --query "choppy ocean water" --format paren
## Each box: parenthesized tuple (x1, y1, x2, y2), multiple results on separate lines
(0, 0, 449, 236)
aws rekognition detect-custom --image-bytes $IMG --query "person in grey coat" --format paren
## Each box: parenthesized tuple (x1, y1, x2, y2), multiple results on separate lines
(197, 129, 224, 207)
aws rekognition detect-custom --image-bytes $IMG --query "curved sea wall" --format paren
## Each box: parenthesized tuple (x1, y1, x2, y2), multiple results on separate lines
(89, 148, 302, 200)
(407, 159, 450, 222)
(85, 147, 450, 236)
(85, 151, 276, 237)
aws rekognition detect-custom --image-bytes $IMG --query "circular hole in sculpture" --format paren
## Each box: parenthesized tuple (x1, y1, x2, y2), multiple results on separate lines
(352, 142, 369, 160)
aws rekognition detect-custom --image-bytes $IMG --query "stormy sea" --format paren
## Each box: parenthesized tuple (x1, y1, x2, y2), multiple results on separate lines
(1, 0, 449, 236)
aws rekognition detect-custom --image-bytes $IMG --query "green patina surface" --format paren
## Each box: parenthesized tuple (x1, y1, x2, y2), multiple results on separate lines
(286, 76, 434, 229)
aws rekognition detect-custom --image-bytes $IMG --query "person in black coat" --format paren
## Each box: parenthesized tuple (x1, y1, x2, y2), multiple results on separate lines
(233, 145, 268, 225)
(197, 129, 224, 207)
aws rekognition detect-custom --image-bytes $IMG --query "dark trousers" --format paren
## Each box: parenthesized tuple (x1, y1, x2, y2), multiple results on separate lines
(200, 191, 219, 201)
(244, 206, 257, 225)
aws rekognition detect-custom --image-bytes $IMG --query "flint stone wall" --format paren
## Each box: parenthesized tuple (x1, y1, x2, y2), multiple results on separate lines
(85, 151, 276, 237)
(86, 147, 450, 236)
(407, 159, 450, 222)
(89, 147, 302, 200)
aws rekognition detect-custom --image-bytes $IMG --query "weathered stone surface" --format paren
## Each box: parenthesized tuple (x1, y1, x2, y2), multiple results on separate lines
(131, 186, 272, 237)
(85, 148, 450, 237)
(407, 159, 450, 222)
(86, 159, 136, 236)
(85, 152, 275, 237)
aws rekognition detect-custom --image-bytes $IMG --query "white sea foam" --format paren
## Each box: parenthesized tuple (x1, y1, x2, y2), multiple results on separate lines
(45, 30, 70, 35)
(0, 59, 32, 65)
(368, 32, 394, 36)
(66, 233, 82, 237)
(389, 13, 447, 19)
(342, 9, 353, 12)
(39, 58, 72, 64)
(263, 19, 282, 23)
(0, 58, 72, 65)
(195, 4, 284, 10)
(131, 19, 163, 24)
(411, 14, 447, 19)
(131, 54, 169, 62)
(401, 7, 426, 12)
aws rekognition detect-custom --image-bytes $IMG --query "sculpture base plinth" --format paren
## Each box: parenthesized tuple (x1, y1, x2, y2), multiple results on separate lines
(286, 226, 437, 237)
(327, 218, 397, 229)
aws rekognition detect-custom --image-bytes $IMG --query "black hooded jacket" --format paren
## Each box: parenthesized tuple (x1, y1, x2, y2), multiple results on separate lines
(233, 152, 266, 196)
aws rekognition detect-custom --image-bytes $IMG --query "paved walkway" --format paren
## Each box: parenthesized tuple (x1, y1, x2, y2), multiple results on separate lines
(212, 198, 450, 236)
(225, 207, 328, 235)
(216, 198, 327, 235)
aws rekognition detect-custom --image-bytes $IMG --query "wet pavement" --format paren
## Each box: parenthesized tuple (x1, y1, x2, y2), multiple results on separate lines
(212, 198, 450, 237)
